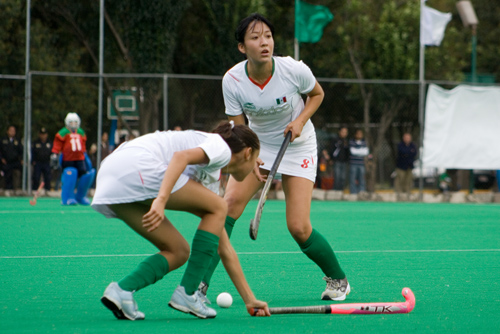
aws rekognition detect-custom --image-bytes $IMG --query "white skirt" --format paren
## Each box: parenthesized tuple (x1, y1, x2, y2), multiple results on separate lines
(91, 147, 190, 218)
(258, 132, 317, 183)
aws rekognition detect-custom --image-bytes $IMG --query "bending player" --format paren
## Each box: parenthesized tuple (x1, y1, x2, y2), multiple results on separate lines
(91, 121, 270, 320)
(51, 113, 95, 205)
(199, 13, 350, 302)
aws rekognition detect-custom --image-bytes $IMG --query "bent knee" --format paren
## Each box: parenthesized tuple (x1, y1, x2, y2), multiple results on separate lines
(287, 222, 312, 243)
(223, 191, 248, 219)
(210, 197, 228, 221)
(176, 239, 190, 264)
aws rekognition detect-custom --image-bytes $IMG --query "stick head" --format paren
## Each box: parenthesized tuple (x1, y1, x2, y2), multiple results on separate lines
(249, 219, 258, 240)
(402, 287, 416, 313)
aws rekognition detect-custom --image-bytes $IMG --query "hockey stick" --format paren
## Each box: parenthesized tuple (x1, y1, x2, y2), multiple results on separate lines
(268, 287, 415, 315)
(29, 181, 45, 206)
(249, 131, 292, 240)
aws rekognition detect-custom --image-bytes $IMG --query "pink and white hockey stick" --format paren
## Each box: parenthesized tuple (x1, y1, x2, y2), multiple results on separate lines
(268, 288, 415, 315)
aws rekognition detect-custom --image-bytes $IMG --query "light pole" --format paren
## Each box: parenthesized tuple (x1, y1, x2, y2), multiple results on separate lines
(456, 1, 479, 194)
(457, 1, 479, 83)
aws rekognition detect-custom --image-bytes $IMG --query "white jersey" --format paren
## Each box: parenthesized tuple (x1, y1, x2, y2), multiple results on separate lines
(91, 130, 231, 218)
(223, 56, 318, 182)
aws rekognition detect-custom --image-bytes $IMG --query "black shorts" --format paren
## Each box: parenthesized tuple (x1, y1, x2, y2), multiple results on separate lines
(62, 160, 87, 177)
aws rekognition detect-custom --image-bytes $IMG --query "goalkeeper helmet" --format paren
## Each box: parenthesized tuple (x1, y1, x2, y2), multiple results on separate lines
(65, 113, 81, 130)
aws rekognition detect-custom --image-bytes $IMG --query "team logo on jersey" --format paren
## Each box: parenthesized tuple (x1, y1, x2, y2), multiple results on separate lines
(243, 103, 256, 110)
(276, 96, 287, 105)
(243, 104, 289, 116)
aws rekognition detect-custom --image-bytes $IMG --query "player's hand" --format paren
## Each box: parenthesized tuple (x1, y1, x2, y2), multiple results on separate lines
(142, 198, 166, 232)
(50, 154, 59, 169)
(247, 300, 271, 317)
(252, 158, 266, 182)
(285, 120, 304, 143)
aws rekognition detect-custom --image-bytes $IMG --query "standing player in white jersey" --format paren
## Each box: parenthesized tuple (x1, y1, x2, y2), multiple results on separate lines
(199, 13, 350, 303)
(92, 122, 270, 320)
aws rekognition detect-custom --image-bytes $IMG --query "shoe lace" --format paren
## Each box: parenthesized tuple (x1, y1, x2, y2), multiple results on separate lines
(323, 276, 341, 290)
(198, 281, 208, 295)
(192, 292, 211, 313)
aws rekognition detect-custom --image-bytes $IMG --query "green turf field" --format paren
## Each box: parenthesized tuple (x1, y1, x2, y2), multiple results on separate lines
(1, 198, 499, 333)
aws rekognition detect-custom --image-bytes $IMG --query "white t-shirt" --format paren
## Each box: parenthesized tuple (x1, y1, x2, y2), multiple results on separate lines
(223, 56, 316, 147)
(119, 130, 230, 187)
(222, 56, 318, 182)
(91, 130, 231, 218)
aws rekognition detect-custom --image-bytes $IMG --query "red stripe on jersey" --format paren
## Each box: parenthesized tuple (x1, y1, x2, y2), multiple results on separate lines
(228, 73, 239, 82)
(249, 75, 272, 90)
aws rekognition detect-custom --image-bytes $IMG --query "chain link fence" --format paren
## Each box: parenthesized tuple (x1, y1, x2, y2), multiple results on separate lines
(2, 72, 435, 193)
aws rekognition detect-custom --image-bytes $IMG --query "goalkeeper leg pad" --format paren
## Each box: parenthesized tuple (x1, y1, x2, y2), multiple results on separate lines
(76, 168, 95, 205)
(61, 167, 78, 205)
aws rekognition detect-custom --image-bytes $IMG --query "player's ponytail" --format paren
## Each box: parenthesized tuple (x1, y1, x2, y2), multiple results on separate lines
(212, 121, 260, 154)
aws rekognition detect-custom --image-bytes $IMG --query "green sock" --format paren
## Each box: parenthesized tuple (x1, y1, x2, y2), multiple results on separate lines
(201, 216, 236, 286)
(299, 229, 345, 279)
(180, 229, 220, 295)
(118, 253, 169, 292)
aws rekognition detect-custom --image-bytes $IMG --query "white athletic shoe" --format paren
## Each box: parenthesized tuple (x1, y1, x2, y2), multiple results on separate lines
(169, 285, 217, 319)
(321, 277, 351, 301)
(101, 282, 145, 320)
(197, 281, 212, 304)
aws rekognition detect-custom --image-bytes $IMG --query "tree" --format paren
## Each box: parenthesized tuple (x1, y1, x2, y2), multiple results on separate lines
(1, 0, 498, 175)
(34, 0, 190, 135)
(300, 0, 471, 192)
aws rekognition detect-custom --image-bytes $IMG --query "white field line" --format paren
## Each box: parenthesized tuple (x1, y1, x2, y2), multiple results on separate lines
(0, 210, 95, 214)
(1, 248, 499, 259)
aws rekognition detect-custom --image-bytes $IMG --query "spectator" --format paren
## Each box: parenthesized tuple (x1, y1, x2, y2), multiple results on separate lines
(0, 125, 23, 196)
(331, 127, 350, 191)
(317, 149, 333, 189)
(88, 131, 111, 195)
(31, 127, 52, 195)
(349, 129, 369, 194)
(89, 132, 111, 170)
(88, 143, 98, 171)
(100, 132, 111, 161)
(395, 133, 417, 200)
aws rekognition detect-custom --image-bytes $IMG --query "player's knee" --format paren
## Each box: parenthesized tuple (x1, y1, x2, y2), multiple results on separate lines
(165, 238, 190, 265)
(223, 191, 245, 218)
(212, 197, 228, 222)
(177, 239, 190, 264)
(287, 222, 312, 243)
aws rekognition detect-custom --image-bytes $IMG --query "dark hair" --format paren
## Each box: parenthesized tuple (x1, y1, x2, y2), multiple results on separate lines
(212, 121, 260, 154)
(235, 13, 275, 44)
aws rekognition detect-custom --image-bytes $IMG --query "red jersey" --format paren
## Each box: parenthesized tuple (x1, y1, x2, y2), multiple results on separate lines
(52, 127, 87, 161)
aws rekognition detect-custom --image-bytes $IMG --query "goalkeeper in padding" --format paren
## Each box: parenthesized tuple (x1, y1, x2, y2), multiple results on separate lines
(51, 113, 95, 205)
